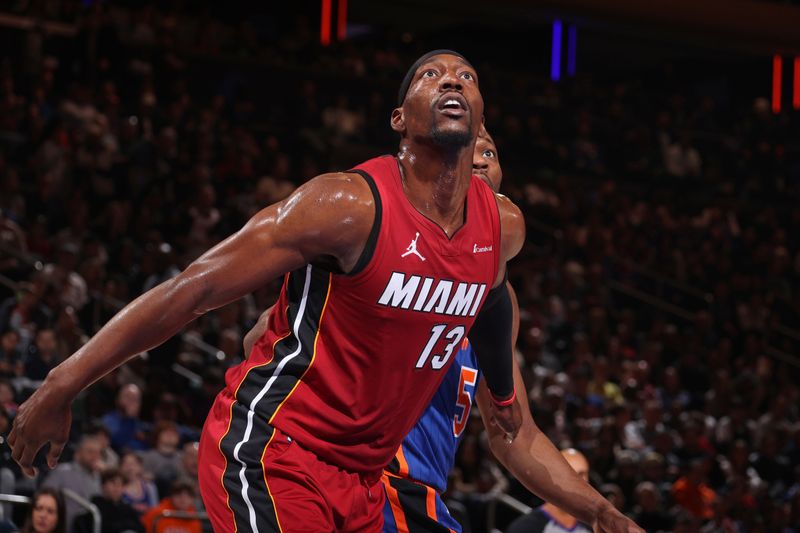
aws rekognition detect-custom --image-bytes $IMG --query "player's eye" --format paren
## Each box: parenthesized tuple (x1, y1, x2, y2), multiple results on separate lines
(460, 72, 475, 81)
(422, 69, 437, 78)
(483, 149, 495, 158)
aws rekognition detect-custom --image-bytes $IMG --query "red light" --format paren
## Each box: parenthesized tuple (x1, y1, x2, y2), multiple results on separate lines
(772, 55, 782, 114)
(320, 0, 332, 46)
(337, 0, 348, 41)
(793, 57, 800, 110)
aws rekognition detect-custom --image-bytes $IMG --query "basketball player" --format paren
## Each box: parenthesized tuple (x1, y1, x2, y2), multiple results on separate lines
(10, 50, 523, 533)
(381, 129, 642, 533)
(240, 129, 643, 533)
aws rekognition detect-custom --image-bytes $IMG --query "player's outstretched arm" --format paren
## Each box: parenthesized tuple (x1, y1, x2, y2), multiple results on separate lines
(9, 172, 375, 476)
(475, 363, 644, 532)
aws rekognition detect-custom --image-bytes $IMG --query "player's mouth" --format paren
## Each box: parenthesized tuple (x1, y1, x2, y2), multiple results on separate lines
(437, 93, 468, 118)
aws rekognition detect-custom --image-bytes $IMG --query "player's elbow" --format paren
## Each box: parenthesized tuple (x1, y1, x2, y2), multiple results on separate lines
(160, 266, 211, 317)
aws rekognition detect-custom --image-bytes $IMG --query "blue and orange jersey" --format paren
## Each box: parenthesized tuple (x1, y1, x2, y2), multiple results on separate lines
(384, 339, 481, 493)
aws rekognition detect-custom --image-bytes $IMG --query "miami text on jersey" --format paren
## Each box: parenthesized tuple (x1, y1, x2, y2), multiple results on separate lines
(377, 272, 488, 317)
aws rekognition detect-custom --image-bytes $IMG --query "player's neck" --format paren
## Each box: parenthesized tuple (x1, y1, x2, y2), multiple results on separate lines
(396, 142, 473, 237)
(542, 502, 579, 529)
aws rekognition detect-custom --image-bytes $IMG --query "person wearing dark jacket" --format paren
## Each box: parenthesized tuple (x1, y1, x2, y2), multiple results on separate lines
(73, 468, 144, 533)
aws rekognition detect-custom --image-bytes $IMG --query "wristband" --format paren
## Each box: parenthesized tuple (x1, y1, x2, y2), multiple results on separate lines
(490, 388, 516, 407)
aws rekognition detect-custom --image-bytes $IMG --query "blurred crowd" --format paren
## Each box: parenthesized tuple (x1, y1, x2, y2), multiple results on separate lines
(0, 2, 799, 532)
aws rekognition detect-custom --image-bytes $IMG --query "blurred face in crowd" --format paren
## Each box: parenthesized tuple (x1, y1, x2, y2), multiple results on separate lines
(157, 427, 180, 456)
(172, 489, 194, 511)
(181, 442, 199, 476)
(31, 493, 58, 533)
(75, 437, 103, 473)
(472, 127, 502, 192)
(120, 452, 143, 481)
(1, 330, 19, 352)
(102, 475, 124, 503)
(117, 384, 142, 418)
(562, 448, 590, 482)
(35, 329, 58, 358)
(0, 382, 14, 404)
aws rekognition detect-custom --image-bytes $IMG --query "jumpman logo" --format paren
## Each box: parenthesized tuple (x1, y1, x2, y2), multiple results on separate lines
(401, 232, 426, 261)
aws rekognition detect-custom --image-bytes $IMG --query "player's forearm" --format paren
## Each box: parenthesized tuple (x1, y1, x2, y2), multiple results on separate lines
(47, 274, 205, 398)
(489, 424, 612, 525)
(469, 280, 514, 399)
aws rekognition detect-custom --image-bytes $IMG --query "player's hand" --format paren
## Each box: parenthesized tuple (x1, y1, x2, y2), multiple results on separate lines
(8, 378, 72, 477)
(490, 395, 522, 443)
(592, 505, 645, 533)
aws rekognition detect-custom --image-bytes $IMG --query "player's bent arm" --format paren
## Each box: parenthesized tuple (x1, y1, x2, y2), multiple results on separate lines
(8, 173, 374, 473)
(475, 369, 624, 529)
(48, 172, 374, 397)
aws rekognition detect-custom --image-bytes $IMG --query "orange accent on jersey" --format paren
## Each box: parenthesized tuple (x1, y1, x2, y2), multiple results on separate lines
(453, 367, 479, 437)
(260, 431, 284, 533)
(395, 445, 410, 478)
(217, 320, 293, 532)
(381, 474, 410, 533)
(425, 484, 437, 521)
(269, 274, 333, 424)
(461, 338, 469, 350)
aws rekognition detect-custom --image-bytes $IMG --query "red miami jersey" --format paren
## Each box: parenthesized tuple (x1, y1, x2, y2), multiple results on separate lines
(220, 155, 501, 477)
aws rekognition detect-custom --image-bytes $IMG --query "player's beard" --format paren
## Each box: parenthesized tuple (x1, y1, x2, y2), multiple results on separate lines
(430, 114, 473, 149)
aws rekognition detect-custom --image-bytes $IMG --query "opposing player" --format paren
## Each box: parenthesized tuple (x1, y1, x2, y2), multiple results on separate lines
(10, 50, 523, 533)
(381, 129, 643, 533)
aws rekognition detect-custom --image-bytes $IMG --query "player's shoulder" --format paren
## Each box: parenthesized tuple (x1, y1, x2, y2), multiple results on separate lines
(290, 171, 376, 220)
(494, 192, 524, 259)
(494, 192, 523, 221)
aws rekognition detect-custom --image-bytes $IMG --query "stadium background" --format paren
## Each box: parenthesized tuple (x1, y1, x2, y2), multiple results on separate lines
(0, 0, 799, 531)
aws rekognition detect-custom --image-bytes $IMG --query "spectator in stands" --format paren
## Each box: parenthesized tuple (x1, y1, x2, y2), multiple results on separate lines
(120, 452, 158, 515)
(0, 330, 22, 379)
(0, 406, 17, 520)
(101, 384, 148, 452)
(506, 449, 592, 533)
(140, 422, 182, 498)
(21, 487, 66, 533)
(141, 480, 201, 533)
(42, 435, 102, 532)
(631, 481, 672, 532)
(0, 380, 18, 417)
(84, 425, 118, 471)
(24, 329, 59, 381)
(73, 468, 144, 533)
(671, 458, 717, 520)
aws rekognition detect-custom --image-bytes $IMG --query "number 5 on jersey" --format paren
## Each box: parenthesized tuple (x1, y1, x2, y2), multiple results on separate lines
(453, 366, 478, 437)
(415, 325, 466, 370)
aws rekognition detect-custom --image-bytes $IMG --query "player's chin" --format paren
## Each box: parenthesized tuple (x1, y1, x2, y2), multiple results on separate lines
(431, 122, 473, 149)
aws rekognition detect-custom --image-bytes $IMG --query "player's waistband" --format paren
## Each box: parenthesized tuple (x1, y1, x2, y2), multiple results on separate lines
(381, 469, 443, 495)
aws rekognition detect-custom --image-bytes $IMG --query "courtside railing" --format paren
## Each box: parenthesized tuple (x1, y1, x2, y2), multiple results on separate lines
(0, 489, 100, 533)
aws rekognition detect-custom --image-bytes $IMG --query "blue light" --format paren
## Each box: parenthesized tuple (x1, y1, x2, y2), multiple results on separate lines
(567, 24, 577, 76)
(551, 20, 563, 81)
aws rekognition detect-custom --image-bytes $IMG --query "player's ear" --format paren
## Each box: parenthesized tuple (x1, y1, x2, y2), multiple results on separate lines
(390, 108, 405, 134)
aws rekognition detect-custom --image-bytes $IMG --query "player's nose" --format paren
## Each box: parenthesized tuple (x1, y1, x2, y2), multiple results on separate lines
(439, 70, 463, 92)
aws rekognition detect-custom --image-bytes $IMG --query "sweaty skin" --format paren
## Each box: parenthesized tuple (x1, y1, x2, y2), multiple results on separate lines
(243, 131, 643, 533)
(8, 53, 523, 476)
